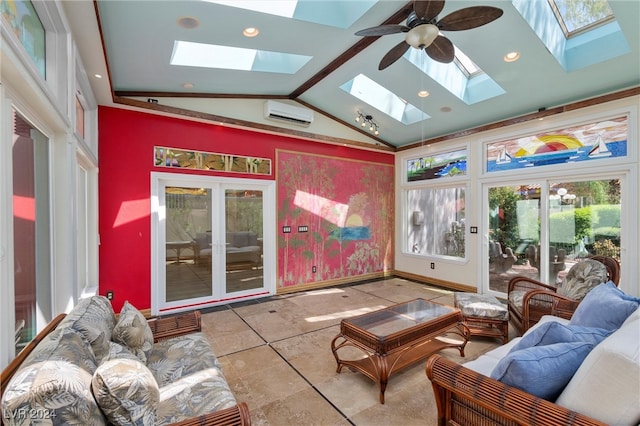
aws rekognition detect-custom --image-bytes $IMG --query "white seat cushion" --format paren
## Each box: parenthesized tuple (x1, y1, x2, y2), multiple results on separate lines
(556, 307, 640, 425)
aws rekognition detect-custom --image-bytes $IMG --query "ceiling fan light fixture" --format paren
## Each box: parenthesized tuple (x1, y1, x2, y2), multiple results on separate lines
(405, 24, 439, 49)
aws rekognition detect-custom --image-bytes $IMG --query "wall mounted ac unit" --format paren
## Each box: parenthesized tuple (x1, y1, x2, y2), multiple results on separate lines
(264, 100, 314, 127)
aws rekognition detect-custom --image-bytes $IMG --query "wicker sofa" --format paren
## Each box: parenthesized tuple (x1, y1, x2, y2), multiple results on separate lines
(1, 296, 250, 425)
(427, 282, 640, 426)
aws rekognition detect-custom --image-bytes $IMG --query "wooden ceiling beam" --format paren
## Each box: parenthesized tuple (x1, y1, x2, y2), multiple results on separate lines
(288, 1, 413, 99)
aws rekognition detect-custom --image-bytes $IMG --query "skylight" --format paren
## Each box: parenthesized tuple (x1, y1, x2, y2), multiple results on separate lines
(513, 0, 628, 71)
(204, 0, 375, 29)
(453, 47, 481, 78)
(405, 49, 504, 105)
(170, 40, 311, 73)
(548, 0, 614, 36)
(340, 74, 429, 125)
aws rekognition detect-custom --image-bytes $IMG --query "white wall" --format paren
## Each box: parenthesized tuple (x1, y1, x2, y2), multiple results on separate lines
(395, 96, 640, 297)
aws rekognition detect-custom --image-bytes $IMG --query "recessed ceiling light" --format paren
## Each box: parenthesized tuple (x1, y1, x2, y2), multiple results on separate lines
(182, 82, 194, 89)
(504, 51, 520, 62)
(418, 90, 429, 98)
(440, 106, 452, 112)
(94, 74, 102, 79)
(177, 16, 200, 29)
(243, 27, 259, 37)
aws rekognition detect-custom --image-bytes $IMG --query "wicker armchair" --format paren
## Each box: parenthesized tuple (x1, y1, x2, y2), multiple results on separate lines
(507, 255, 620, 335)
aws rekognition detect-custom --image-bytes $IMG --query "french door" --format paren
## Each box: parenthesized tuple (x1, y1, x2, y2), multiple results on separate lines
(485, 176, 623, 295)
(151, 173, 275, 315)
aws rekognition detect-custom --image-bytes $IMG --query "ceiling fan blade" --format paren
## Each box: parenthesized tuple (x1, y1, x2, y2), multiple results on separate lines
(413, 0, 445, 22)
(355, 24, 409, 37)
(379, 41, 411, 70)
(437, 6, 503, 31)
(425, 35, 455, 63)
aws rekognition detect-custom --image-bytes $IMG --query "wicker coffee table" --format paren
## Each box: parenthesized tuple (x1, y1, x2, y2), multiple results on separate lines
(330, 298, 468, 403)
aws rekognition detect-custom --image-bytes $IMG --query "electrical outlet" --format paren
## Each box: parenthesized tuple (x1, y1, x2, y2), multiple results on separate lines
(106, 291, 114, 300)
(430, 262, 435, 270)
(282, 226, 291, 233)
(298, 225, 308, 232)
(312, 266, 317, 273)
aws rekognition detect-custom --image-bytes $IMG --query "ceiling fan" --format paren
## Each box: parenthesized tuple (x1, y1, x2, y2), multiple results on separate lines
(355, 0, 503, 70)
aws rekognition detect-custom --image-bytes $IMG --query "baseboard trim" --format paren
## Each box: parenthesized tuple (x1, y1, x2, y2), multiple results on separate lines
(276, 270, 477, 295)
(276, 271, 393, 295)
(392, 271, 477, 293)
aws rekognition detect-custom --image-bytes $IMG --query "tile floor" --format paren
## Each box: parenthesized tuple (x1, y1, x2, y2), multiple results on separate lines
(199, 278, 518, 425)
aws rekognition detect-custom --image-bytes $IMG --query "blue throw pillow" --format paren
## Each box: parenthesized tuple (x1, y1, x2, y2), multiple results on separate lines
(570, 281, 640, 331)
(511, 321, 612, 353)
(490, 342, 594, 400)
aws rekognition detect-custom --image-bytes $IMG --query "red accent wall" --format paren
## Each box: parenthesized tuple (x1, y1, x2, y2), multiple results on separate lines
(98, 106, 393, 311)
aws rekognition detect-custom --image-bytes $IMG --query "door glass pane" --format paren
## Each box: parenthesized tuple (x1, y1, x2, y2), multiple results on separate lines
(488, 185, 541, 292)
(225, 189, 263, 293)
(549, 179, 621, 283)
(13, 112, 51, 352)
(165, 187, 212, 302)
(488, 179, 621, 293)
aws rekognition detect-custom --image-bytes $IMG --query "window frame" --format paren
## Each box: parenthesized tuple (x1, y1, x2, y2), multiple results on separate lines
(403, 183, 469, 262)
(1, 1, 99, 367)
(400, 143, 470, 263)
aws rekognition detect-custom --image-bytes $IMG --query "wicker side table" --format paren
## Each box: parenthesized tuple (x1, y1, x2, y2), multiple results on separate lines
(454, 292, 509, 344)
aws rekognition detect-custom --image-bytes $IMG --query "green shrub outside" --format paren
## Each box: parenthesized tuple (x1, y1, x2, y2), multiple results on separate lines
(549, 204, 620, 245)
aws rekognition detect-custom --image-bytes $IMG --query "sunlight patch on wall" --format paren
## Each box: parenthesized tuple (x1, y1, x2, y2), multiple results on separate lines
(113, 198, 150, 228)
(293, 190, 349, 227)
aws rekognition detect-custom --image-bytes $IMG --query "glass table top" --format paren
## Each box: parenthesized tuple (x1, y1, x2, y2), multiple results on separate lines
(344, 298, 455, 338)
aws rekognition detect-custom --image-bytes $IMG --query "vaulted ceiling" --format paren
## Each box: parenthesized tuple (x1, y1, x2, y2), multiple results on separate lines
(65, 1, 640, 151)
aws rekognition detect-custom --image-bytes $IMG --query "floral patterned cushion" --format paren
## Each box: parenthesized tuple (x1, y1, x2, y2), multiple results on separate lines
(455, 292, 509, 320)
(92, 358, 159, 425)
(57, 295, 116, 363)
(558, 259, 609, 300)
(508, 290, 527, 310)
(147, 333, 237, 425)
(104, 341, 140, 362)
(22, 327, 99, 373)
(156, 370, 238, 425)
(1, 328, 106, 425)
(147, 332, 221, 387)
(111, 301, 154, 363)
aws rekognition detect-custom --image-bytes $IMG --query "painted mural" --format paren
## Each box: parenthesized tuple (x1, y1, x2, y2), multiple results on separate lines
(486, 116, 628, 172)
(277, 150, 394, 287)
(155, 146, 271, 175)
